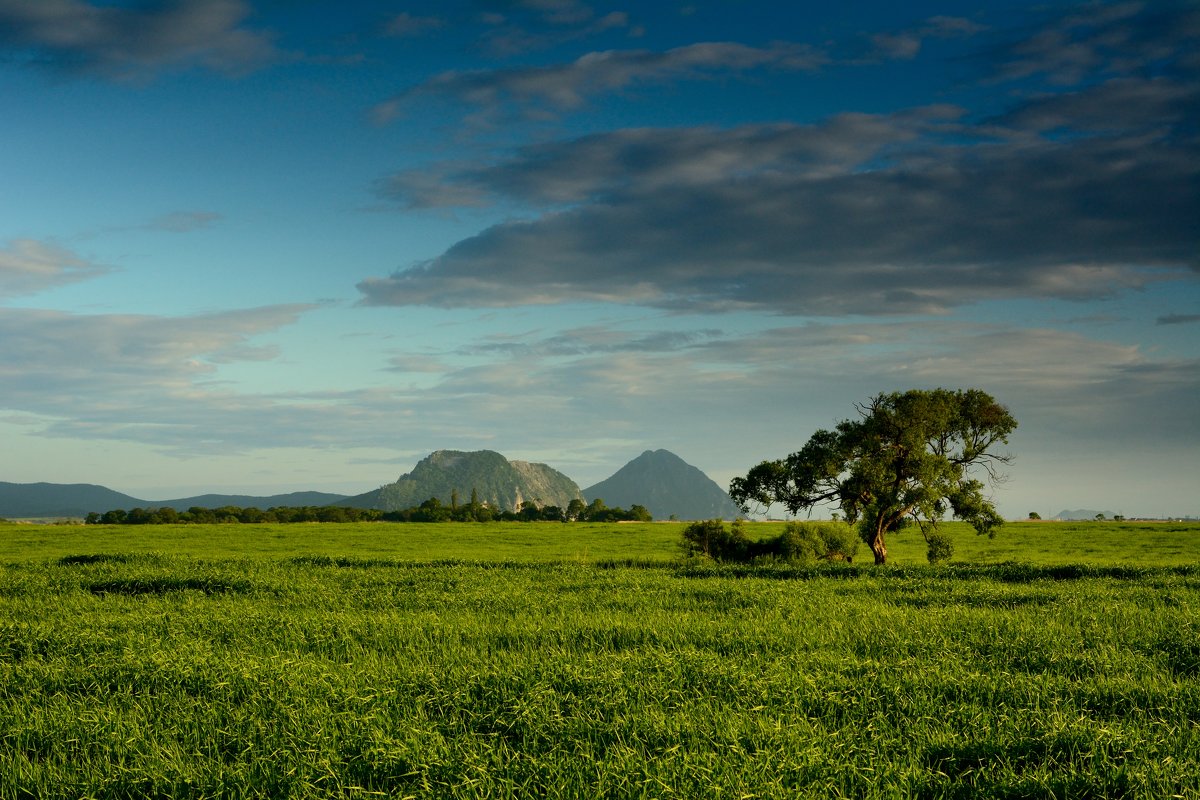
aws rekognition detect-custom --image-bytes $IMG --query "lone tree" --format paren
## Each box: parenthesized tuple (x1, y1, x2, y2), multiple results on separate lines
(729, 388, 1017, 565)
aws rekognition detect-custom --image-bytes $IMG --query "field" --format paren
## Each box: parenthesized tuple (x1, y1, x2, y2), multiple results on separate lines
(0, 520, 1197, 798)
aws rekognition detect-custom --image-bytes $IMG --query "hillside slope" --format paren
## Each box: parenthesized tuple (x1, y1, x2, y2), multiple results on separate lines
(153, 491, 350, 512)
(344, 450, 583, 512)
(583, 449, 741, 520)
(0, 482, 146, 518)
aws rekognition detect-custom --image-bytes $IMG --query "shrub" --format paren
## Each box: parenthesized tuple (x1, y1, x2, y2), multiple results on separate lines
(680, 519, 749, 561)
(682, 519, 857, 564)
(926, 530, 954, 564)
(778, 521, 859, 563)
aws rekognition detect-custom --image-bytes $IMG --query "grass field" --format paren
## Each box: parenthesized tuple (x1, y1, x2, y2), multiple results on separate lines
(0, 520, 1197, 798)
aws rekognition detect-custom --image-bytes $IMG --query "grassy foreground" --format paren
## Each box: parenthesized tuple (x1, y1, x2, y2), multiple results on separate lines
(0, 521, 1197, 798)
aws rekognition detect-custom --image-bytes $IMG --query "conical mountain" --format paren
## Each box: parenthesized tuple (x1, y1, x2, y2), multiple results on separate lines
(344, 449, 583, 512)
(583, 449, 741, 521)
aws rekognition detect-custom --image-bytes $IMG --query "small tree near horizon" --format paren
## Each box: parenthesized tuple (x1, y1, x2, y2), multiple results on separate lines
(729, 388, 1017, 565)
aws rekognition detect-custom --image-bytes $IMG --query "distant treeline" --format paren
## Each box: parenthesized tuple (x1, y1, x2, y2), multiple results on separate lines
(84, 497, 651, 525)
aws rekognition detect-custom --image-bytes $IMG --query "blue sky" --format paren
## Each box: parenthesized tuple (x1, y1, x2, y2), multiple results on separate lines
(1, 0, 1197, 518)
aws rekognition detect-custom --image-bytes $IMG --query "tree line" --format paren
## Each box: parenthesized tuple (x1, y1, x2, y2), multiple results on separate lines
(84, 496, 651, 525)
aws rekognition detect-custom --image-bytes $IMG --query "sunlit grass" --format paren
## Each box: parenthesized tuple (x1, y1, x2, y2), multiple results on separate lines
(0, 521, 1196, 797)
(2, 519, 1198, 566)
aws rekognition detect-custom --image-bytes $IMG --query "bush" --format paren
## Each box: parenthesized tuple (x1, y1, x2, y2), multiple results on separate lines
(926, 530, 954, 564)
(776, 521, 859, 564)
(681, 519, 857, 564)
(681, 519, 749, 561)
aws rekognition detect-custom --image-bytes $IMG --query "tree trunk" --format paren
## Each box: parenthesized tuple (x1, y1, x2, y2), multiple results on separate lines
(870, 527, 888, 565)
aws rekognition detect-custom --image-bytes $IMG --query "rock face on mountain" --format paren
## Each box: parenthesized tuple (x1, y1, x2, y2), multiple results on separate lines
(345, 450, 583, 512)
(583, 449, 741, 521)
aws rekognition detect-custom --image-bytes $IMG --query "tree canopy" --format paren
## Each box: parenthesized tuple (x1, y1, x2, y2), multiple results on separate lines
(729, 388, 1017, 565)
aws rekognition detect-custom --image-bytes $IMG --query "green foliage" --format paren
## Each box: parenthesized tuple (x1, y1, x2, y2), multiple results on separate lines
(730, 388, 1017, 564)
(83, 497, 652, 525)
(682, 519, 858, 564)
(925, 529, 955, 564)
(680, 518, 749, 560)
(1028, 511, 1041, 520)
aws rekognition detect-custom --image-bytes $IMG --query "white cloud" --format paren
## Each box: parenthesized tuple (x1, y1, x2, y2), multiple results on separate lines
(0, 239, 110, 298)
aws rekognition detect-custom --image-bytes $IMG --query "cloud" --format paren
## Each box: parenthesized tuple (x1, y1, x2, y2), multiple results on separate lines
(373, 40, 826, 123)
(991, 1, 1200, 85)
(0, 239, 111, 298)
(378, 110, 943, 208)
(869, 14, 987, 61)
(477, 1, 633, 57)
(361, 95, 1198, 315)
(1158, 314, 1200, 325)
(382, 12, 445, 38)
(0, 0, 279, 79)
(0, 304, 322, 451)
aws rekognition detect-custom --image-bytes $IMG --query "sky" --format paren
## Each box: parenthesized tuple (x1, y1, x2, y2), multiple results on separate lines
(1, 0, 1197, 519)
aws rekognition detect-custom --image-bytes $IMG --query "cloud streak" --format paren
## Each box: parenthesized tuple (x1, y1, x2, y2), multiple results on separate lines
(373, 40, 826, 123)
(0, 0, 279, 79)
(0, 239, 111, 298)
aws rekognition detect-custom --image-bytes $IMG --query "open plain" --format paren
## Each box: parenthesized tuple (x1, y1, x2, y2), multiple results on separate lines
(0, 520, 1197, 798)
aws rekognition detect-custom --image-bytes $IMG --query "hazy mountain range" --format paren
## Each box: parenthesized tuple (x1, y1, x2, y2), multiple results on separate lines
(1, 448, 737, 520)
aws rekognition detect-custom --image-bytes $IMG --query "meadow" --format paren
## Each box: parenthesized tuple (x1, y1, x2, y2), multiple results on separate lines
(0, 520, 1197, 798)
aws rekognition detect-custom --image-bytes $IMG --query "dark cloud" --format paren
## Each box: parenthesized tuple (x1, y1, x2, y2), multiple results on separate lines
(991, 1, 1200, 85)
(868, 14, 987, 61)
(1158, 313, 1200, 325)
(476, 1, 632, 57)
(0, 0, 279, 79)
(379, 109, 948, 208)
(996, 76, 1200, 132)
(361, 97, 1198, 314)
(373, 40, 826, 123)
(363, 4, 1200, 314)
(382, 12, 445, 38)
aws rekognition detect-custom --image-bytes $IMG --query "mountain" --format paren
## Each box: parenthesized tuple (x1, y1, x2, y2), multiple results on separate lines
(153, 491, 350, 512)
(343, 450, 583, 512)
(0, 482, 146, 518)
(0, 483, 350, 518)
(583, 449, 742, 520)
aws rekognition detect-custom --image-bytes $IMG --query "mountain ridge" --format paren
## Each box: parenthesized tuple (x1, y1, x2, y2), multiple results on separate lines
(2, 448, 728, 519)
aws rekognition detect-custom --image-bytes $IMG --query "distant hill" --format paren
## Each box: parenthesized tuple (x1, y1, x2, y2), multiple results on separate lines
(343, 450, 583, 512)
(153, 491, 350, 512)
(583, 449, 742, 521)
(1055, 509, 1119, 520)
(0, 482, 146, 518)
(0, 483, 351, 518)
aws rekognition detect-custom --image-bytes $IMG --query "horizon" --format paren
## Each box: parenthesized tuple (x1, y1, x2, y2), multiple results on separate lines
(2, 1, 1197, 521)
(7, 444, 1194, 521)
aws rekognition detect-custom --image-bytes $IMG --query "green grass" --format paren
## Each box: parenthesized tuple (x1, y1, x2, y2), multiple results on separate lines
(0, 521, 1197, 798)
(3, 519, 1198, 566)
